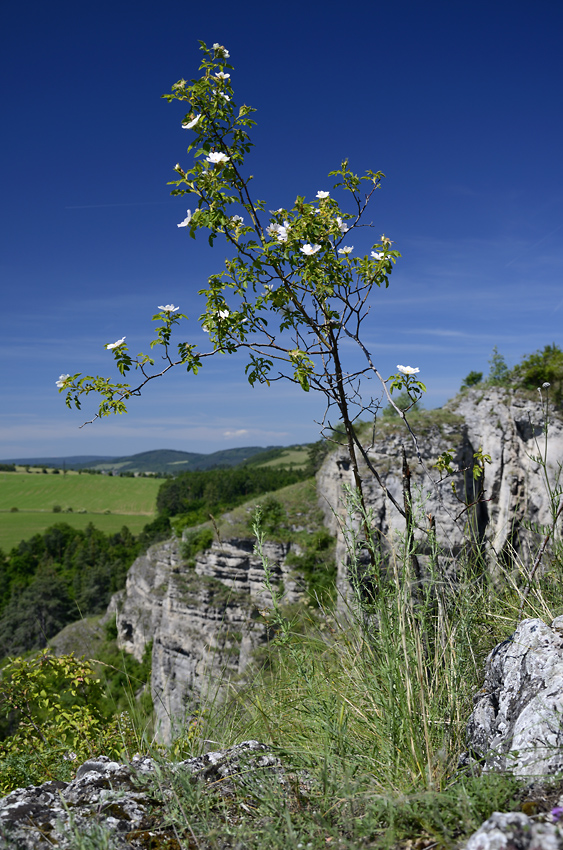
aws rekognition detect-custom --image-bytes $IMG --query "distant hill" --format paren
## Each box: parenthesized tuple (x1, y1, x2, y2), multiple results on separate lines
(80, 447, 284, 474)
(0, 446, 303, 475)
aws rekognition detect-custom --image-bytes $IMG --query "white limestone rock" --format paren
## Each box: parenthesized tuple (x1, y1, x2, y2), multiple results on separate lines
(113, 536, 305, 743)
(463, 810, 563, 850)
(465, 617, 563, 776)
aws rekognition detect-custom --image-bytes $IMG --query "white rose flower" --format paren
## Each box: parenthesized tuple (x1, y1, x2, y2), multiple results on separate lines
(301, 244, 321, 256)
(56, 374, 71, 388)
(316, 191, 330, 199)
(212, 43, 230, 58)
(158, 304, 179, 313)
(371, 251, 384, 261)
(215, 72, 230, 80)
(338, 246, 353, 255)
(397, 365, 420, 375)
(177, 210, 192, 228)
(217, 310, 230, 319)
(206, 151, 230, 165)
(267, 221, 289, 242)
(106, 337, 126, 350)
(182, 114, 201, 130)
(336, 217, 349, 234)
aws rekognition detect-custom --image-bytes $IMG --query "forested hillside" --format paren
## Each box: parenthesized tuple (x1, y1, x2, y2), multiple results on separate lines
(0, 516, 170, 658)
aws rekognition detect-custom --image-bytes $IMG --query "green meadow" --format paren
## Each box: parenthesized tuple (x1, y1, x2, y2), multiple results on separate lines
(253, 445, 309, 468)
(0, 470, 159, 551)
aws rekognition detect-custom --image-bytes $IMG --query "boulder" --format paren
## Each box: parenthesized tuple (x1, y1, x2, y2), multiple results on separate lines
(463, 810, 563, 850)
(464, 617, 563, 776)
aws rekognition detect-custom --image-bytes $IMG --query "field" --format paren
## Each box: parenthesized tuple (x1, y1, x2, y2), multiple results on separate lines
(253, 446, 309, 468)
(0, 470, 159, 551)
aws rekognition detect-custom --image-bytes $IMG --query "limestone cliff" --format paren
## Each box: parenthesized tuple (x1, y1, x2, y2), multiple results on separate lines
(317, 387, 563, 598)
(113, 536, 305, 742)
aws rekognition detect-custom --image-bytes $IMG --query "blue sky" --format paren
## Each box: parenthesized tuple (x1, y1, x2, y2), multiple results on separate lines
(2, 0, 562, 459)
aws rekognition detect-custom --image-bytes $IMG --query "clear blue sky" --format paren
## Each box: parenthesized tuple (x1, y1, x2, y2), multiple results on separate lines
(2, 0, 562, 459)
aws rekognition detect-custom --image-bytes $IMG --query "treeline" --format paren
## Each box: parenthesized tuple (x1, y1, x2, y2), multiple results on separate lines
(0, 516, 170, 658)
(461, 343, 563, 405)
(156, 464, 310, 522)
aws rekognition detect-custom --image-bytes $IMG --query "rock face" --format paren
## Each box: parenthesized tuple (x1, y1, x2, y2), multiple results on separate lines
(113, 537, 304, 743)
(0, 742, 294, 849)
(317, 388, 563, 599)
(464, 617, 563, 776)
(451, 388, 563, 563)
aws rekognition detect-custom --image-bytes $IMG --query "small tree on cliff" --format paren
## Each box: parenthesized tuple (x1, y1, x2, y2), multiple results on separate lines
(58, 41, 426, 560)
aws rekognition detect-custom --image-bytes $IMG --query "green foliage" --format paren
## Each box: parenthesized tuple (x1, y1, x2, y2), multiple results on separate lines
(95, 635, 154, 720)
(305, 439, 331, 475)
(135, 513, 171, 549)
(180, 526, 215, 565)
(250, 496, 286, 537)
(382, 391, 424, 417)
(488, 345, 510, 384)
(511, 343, 563, 405)
(286, 528, 336, 605)
(0, 522, 167, 658)
(156, 464, 308, 521)
(461, 370, 483, 389)
(0, 651, 138, 793)
(0, 565, 73, 655)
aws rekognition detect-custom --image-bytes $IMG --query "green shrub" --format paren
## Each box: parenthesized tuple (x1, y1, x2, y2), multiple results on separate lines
(181, 527, 215, 565)
(9, 507, 18, 513)
(250, 496, 286, 536)
(52, 504, 62, 513)
(488, 345, 510, 385)
(511, 343, 563, 405)
(382, 391, 424, 417)
(461, 370, 483, 390)
(0, 651, 138, 793)
(286, 528, 336, 605)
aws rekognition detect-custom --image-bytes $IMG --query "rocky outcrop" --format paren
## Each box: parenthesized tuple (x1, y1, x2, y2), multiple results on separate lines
(463, 617, 563, 776)
(463, 810, 563, 850)
(451, 388, 563, 564)
(317, 388, 563, 599)
(0, 742, 299, 849)
(113, 536, 305, 743)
